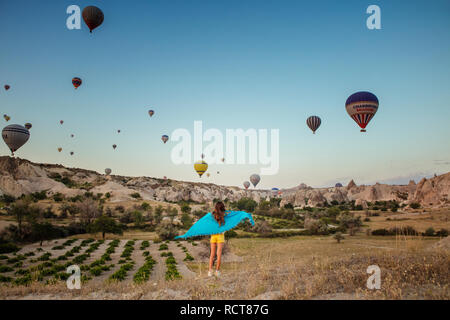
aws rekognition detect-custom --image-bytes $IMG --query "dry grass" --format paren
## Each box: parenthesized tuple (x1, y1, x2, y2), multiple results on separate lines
(0, 235, 448, 300)
(364, 208, 449, 232)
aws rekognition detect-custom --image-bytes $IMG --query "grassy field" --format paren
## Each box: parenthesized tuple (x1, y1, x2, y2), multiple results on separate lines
(0, 234, 448, 300)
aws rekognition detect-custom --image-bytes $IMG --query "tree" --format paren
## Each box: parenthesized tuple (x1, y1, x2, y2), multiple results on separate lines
(88, 215, 123, 239)
(424, 227, 435, 237)
(156, 220, 178, 240)
(9, 199, 31, 239)
(334, 232, 344, 243)
(141, 202, 150, 211)
(181, 213, 193, 229)
(31, 222, 59, 246)
(254, 220, 272, 235)
(132, 210, 144, 228)
(180, 203, 191, 214)
(59, 202, 79, 218)
(236, 198, 258, 212)
(77, 198, 102, 226)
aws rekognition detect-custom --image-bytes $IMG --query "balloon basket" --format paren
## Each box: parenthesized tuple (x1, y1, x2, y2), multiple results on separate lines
(360, 129, 366, 132)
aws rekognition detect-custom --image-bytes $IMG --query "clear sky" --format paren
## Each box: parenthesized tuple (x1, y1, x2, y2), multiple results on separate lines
(1, 0, 449, 189)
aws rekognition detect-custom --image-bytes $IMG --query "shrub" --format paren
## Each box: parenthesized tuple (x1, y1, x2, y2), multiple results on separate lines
(130, 193, 141, 199)
(133, 255, 156, 284)
(334, 232, 344, 243)
(140, 240, 150, 250)
(0, 265, 14, 273)
(183, 252, 194, 261)
(410, 202, 421, 209)
(424, 227, 435, 237)
(109, 263, 134, 281)
(158, 243, 168, 251)
(0, 242, 19, 254)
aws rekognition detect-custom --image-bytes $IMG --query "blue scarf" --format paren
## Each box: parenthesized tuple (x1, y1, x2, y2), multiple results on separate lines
(174, 210, 254, 239)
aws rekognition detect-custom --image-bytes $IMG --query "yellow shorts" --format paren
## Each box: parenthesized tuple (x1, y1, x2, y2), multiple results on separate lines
(210, 234, 225, 244)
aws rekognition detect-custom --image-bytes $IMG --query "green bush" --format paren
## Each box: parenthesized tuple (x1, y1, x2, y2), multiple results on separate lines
(109, 263, 134, 281)
(0, 242, 19, 254)
(133, 255, 156, 284)
(0, 265, 14, 273)
(424, 227, 435, 237)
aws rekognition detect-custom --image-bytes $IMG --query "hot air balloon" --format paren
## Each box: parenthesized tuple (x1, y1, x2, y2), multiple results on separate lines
(206, 173, 210, 177)
(217, 171, 220, 174)
(105, 168, 112, 175)
(148, 110, 154, 117)
(3, 115, 11, 122)
(243, 181, 250, 190)
(306, 116, 321, 134)
(82, 6, 104, 33)
(250, 174, 260, 188)
(70, 134, 74, 138)
(24, 123, 32, 130)
(60, 120, 64, 125)
(163, 176, 167, 180)
(4, 85, 10, 91)
(70, 151, 74, 156)
(2, 124, 30, 155)
(161, 135, 169, 144)
(112, 144, 117, 150)
(194, 161, 208, 177)
(221, 158, 225, 163)
(58, 147, 62, 152)
(335, 183, 343, 188)
(345, 91, 379, 132)
(72, 77, 82, 89)
(117, 130, 121, 133)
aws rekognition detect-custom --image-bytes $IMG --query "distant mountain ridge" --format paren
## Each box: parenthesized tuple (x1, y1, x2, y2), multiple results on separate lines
(0, 156, 448, 208)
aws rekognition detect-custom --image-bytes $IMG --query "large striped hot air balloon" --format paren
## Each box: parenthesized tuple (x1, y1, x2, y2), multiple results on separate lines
(2, 124, 30, 155)
(82, 6, 104, 33)
(194, 161, 208, 177)
(306, 116, 321, 134)
(345, 91, 379, 132)
(72, 77, 82, 89)
(243, 181, 250, 190)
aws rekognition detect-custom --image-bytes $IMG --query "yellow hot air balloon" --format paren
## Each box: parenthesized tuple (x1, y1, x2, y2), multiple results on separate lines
(194, 160, 208, 177)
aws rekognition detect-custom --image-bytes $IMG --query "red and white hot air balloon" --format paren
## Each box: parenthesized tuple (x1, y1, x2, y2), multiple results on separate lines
(345, 91, 379, 132)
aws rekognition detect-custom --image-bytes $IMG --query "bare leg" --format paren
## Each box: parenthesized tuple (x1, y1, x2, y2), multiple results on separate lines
(216, 243, 224, 271)
(209, 243, 217, 271)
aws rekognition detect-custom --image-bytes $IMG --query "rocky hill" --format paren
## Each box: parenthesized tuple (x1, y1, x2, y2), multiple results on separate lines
(0, 156, 449, 208)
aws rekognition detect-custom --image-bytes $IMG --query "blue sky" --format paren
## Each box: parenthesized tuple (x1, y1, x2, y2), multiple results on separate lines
(0, 0, 449, 189)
